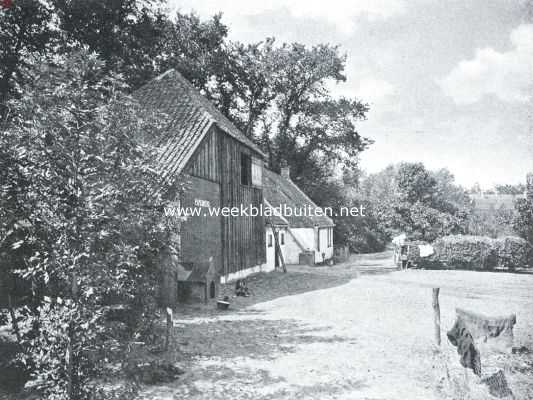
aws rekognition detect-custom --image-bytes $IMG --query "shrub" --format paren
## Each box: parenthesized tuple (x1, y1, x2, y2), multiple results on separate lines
(432, 234, 530, 271)
(493, 236, 529, 270)
(432, 235, 498, 270)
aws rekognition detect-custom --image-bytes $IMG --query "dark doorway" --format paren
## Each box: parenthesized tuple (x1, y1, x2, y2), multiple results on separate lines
(209, 281, 216, 298)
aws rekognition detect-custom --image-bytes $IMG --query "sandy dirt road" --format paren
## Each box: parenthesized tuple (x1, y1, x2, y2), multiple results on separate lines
(140, 254, 533, 400)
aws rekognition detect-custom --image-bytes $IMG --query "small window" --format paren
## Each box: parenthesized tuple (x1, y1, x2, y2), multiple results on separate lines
(268, 234, 273, 247)
(280, 232, 285, 245)
(252, 157, 262, 186)
(241, 153, 252, 185)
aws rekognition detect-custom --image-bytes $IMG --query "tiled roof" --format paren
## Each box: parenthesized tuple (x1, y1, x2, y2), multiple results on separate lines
(263, 169, 334, 228)
(134, 69, 264, 179)
(264, 203, 289, 227)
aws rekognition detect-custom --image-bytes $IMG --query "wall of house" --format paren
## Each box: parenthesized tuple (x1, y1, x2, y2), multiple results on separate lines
(284, 229, 305, 264)
(180, 174, 222, 270)
(264, 226, 276, 271)
(218, 128, 266, 276)
(317, 227, 334, 263)
(180, 126, 266, 280)
(290, 228, 315, 250)
(286, 227, 334, 264)
(264, 226, 292, 269)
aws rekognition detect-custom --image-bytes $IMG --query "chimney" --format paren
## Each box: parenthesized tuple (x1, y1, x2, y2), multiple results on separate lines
(527, 173, 533, 201)
(281, 164, 290, 180)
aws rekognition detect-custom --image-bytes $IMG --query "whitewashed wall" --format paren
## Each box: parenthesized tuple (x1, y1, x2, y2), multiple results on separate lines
(317, 227, 334, 263)
(264, 226, 335, 267)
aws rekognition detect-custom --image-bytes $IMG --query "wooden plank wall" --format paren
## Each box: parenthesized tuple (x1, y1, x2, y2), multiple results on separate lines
(188, 128, 220, 182)
(219, 128, 266, 275)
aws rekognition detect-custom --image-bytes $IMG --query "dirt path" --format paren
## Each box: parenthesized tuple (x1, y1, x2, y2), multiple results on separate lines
(139, 253, 533, 400)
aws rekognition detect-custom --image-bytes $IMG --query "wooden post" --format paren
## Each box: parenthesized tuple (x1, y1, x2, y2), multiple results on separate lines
(165, 307, 173, 351)
(433, 288, 441, 346)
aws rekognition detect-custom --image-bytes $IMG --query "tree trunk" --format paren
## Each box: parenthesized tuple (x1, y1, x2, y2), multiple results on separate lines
(7, 294, 21, 344)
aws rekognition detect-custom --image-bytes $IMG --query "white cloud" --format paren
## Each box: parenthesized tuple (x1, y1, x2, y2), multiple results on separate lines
(438, 24, 533, 104)
(169, 0, 405, 34)
(355, 77, 395, 103)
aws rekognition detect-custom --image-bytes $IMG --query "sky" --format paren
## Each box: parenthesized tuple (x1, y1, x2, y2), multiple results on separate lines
(168, 0, 533, 189)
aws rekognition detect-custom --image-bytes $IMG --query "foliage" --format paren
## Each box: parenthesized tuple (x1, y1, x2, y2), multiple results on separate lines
(391, 201, 467, 243)
(513, 198, 533, 265)
(467, 204, 516, 238)
(160, 27, 372, 184)
(494, 184, 525, 195)
(359, 163, 470, 243)
(0, 49, 177, 399)
(18, 298, 103, 399)
(0, 0, 57, 112)
(493, 236, 529, 270)
(0, 0, 167, 112)
(431, 235, 530, 270)
(513, 198, 533, 242)
(432, 235, 498, 270)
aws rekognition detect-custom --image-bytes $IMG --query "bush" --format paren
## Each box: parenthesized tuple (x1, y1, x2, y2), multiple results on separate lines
(432, 235, 530, 270)
(493, 236, 529, 270)
(432, 235, 498, 270)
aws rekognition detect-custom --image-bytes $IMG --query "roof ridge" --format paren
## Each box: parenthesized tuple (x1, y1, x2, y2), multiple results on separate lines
(263, 169, 335, 228)
(164, 69, 264, 157)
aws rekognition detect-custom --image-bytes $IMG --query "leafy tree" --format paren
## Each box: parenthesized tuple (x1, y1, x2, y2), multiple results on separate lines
(396, 162, 437, 205)
(359, 163, 469, 242)
(162, 32, 372, 182)
(0, 0, 57, 116)
(54, 0, 168, 88)
(494, 183, 526, 195)
(467, 204, 516, 238)
(432, 168, 471, 213)
(149, 10, 229, 92)
(0, 49, 177, 399)
(0, 0, 168, 114)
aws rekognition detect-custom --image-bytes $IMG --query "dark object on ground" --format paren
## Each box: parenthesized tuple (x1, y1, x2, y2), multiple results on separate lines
(511, 346, 530, 354)
(299, 250, 315, 266)
(217, 301, 230, 310)
(217, 296, 230, 310)
(125, 360, 184, 385)
(235, 279, 250, 297)
(178, 258, 219, 303)
(456, 308, 515, 344)
(447, 318, 482, 376)
(481, 370, 513, 398)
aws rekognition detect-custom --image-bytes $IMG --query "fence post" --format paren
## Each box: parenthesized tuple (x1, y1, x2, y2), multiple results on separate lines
(432, 288, 441, 346)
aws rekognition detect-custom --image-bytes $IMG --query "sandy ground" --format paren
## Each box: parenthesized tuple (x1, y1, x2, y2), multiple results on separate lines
(139, 254, 533, 400)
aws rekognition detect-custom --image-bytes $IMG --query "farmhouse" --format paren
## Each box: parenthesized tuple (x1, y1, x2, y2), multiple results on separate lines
(263, 166, 335, 268)
(135, 69, 267, 290)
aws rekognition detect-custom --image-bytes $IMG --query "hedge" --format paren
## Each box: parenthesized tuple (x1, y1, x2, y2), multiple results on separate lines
(431, 235, 530, 270)
(493, 236, 529, 270)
